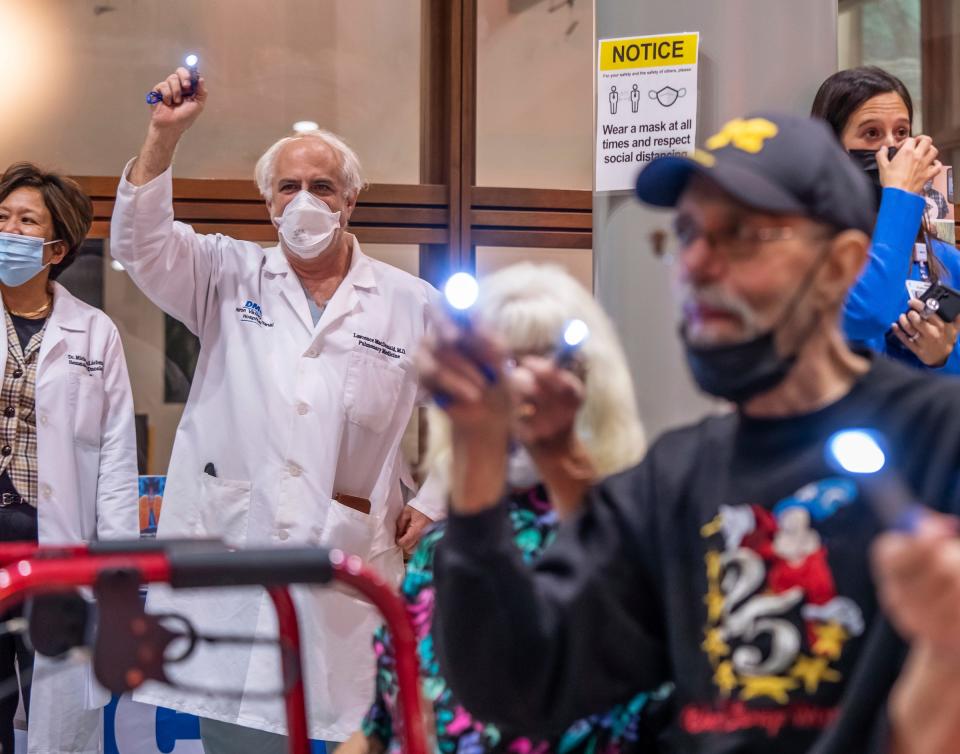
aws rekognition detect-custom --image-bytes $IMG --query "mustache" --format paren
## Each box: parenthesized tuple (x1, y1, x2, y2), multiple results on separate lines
(679, 284, 761, 331)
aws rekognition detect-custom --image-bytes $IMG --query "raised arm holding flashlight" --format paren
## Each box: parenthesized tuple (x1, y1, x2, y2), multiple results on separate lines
(114, 58, 443, 749)
(131, 60, 208, 187)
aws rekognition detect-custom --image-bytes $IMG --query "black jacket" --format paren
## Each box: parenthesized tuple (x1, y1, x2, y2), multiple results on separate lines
(434, 357, 960, 753)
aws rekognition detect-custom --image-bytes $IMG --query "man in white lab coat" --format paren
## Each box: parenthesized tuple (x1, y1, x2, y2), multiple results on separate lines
(109, 67, 444, 752)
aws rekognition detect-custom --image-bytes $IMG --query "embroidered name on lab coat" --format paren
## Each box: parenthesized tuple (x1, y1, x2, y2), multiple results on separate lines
(352, 333, 405, 359)
(67, 354, 104, 373)
(236, 300, 274, 328)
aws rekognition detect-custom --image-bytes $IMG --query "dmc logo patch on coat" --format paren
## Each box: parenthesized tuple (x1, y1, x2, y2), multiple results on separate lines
(236, 300, 274, 328)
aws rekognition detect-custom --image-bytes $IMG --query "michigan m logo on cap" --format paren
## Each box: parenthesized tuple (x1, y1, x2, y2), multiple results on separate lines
(706, 118, 779, 154)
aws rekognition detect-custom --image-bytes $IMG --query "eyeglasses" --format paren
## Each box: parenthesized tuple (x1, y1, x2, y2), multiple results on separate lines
(669, 218, 832, 263)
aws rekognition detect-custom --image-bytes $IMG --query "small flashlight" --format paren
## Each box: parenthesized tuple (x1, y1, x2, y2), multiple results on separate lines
(433, 273, 493, 407)
(826, 429, 925, 532)
(146, 53, 200, 105)
(443, 273, 479, 317)
(554, 319, 589, 369)
(443, 271, 495, 384)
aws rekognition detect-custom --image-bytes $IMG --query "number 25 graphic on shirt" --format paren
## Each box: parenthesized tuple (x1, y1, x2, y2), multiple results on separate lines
(699, 479, 865, 704)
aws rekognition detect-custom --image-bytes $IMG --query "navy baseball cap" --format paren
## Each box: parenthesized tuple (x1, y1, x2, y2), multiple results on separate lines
(634, 113, 876, 235)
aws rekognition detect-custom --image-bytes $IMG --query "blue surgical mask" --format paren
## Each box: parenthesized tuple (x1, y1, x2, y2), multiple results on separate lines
(0, 232, 57, 287)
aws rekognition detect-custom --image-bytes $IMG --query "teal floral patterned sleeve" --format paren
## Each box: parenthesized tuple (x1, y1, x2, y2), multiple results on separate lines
(362, 485, 669, 754)
(360, 667, 393, 745)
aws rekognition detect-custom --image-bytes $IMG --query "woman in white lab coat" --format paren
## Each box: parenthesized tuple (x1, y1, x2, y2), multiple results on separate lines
(0, 163, 139, 753)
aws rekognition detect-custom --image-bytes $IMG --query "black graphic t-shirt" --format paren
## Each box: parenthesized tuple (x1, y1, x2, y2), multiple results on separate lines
(434, 355, 960, 754)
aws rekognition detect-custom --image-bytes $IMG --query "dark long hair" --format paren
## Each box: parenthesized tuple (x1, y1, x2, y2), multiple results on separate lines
(811, 66, 914, 139)
(812, 67, 944, 283)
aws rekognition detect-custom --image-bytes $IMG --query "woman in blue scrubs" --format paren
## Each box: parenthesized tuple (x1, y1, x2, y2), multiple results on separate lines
(813, 67, 960, 373)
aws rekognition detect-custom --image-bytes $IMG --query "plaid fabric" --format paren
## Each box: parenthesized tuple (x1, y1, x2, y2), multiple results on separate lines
(0, 311, 48, 507)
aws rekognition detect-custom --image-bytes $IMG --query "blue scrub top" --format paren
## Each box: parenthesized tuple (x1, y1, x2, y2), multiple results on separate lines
(843, 186, 960, 374)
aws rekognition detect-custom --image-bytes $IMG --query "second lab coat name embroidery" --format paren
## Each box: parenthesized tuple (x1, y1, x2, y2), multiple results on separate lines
(67, 354, 104, 373)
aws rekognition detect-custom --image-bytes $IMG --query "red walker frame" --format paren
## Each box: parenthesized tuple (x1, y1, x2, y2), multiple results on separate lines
(0, 542, 429, 754)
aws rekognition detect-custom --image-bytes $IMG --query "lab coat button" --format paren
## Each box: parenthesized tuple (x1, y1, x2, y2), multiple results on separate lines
(278, 530, 290, 541)
(40, 484, 51, 498)
(287, 463, 302, 477)
(296, 403, 309, 416)
(305, 349, 319, 359)
(39, 415, 47, 426)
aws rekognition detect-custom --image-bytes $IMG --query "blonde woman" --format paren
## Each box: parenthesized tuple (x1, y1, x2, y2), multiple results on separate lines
(340, 263, 661, 754)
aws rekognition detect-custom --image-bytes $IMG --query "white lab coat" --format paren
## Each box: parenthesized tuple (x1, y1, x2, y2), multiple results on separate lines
(110, 161, 443, 741)
(10, 283, 139, 754)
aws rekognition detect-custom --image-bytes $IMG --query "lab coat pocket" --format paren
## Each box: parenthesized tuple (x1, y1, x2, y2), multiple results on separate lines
(69, 374, 104, 449)
(319, 497, 375, 560)
(343, 351, 404, 433)
(195, 473, 252, 547)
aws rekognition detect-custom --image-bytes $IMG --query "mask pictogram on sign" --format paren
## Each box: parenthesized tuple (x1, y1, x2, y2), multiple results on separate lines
(649, 85, 687, 108)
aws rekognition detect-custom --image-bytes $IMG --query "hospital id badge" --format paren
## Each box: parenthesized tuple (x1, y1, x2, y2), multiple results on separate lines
(906, 279, 931, 300)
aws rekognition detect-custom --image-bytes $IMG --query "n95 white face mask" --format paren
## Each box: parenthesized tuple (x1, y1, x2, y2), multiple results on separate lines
(274, 191, 342, 259)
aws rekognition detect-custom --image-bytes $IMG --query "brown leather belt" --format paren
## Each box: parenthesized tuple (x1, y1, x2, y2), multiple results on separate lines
(333, 493, 371, 515)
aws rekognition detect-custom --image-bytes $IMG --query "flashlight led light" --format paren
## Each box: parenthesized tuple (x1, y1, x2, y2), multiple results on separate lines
(444, 273, 479, 312)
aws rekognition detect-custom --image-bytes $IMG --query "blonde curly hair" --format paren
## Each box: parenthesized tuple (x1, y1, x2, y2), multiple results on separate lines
(424, 262, 645, 484)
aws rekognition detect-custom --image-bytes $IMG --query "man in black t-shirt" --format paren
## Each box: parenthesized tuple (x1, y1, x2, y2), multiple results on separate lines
(418, 113, 960, 754)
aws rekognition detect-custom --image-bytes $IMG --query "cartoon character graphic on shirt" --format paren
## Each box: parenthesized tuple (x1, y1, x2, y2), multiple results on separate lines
(698, 479, 864, 710)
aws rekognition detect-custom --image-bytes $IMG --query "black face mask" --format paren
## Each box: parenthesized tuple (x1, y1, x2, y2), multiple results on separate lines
(848, 147, 898, 211)
(682, 328, 796, 404)
(681, 246, 831, 404)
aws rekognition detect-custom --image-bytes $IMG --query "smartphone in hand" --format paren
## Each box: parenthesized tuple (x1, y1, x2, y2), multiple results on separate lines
(919, 282, 960, 322)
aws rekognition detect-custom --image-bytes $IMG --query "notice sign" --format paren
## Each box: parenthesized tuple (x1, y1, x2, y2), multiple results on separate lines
(595, 32, 700, 192)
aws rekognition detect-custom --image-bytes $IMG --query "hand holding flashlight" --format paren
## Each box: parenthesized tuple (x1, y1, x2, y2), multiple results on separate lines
(143, 58, 207, 139)
(553, 318, 589, 369)
(418, 277, 512, 442)
(146, 54, 202, 105)
(443, 273, 479, 326)
(433, 275, 590, 406)
(826, 429, 927, 532)
(825, 425, 960, 716)
(440, 273, 496, 387)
